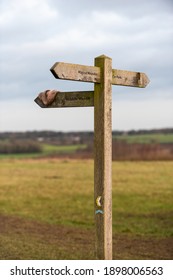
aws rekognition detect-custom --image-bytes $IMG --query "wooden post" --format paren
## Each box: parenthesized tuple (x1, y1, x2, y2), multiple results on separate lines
(94, 55, 112, 260)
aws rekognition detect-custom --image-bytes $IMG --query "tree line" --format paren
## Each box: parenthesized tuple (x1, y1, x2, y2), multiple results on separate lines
(0, 128, 173, 143)
(0, 140, 42, 154)
(0, 129, 173, 159)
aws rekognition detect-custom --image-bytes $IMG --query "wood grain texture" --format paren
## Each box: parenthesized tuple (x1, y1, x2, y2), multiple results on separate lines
(94, 55, 112, 260)
(50, 62, 100, 83)
(50, 62, 149, 88)
(112, 69, 150, 87)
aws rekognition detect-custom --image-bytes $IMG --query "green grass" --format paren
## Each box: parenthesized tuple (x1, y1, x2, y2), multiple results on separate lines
(0, 159, 93, 227)
(0, 159, 172, 235)
(0, 159, 173, 259)
(0, 143, 86, 159)
(112, 162, 173, 236)
(114, 133, 173, 144)
(42, 143, 86, 154)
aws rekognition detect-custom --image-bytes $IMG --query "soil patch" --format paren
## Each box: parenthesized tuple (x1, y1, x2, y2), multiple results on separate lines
(0, 214, 172, 259)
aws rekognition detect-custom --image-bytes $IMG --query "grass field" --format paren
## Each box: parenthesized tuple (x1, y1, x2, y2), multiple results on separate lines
(114, 133, 173, 144)
(0, 143, 87, 159)
(0, 158, 173, 259)
(42, 143, 87, 154)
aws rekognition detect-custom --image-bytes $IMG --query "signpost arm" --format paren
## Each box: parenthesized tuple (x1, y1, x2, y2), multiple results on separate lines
(94, 55, 112, 260)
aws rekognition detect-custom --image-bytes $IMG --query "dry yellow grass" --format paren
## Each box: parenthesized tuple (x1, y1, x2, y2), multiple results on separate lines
(0, 159, 173, 259)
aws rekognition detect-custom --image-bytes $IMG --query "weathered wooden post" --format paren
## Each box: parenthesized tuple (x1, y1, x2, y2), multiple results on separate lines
(35, 54, 149, 260)
(94, 55, 112, 259)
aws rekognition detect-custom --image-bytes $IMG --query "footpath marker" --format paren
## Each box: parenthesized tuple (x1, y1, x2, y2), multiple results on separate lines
(35, 55, 149, 260)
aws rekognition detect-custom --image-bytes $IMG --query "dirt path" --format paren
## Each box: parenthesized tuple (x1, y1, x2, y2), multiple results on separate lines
(0, 214, 172, 259)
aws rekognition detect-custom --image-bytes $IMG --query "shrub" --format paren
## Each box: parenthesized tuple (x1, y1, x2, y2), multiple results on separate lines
(0, 140, 42, 154)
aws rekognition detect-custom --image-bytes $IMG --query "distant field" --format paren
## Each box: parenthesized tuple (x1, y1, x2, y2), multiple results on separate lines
(42, 143, 86, 154)
(0, 159, 173, 259)
(114, 133, 173, 144)
(0, 143, 86, 159)
(0, 133, 173, 161)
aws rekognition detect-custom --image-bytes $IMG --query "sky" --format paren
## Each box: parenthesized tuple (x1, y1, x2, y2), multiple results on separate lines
(0, 0, 173, 132)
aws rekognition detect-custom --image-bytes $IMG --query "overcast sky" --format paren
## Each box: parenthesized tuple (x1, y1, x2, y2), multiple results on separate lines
(0, 0, 173, 132)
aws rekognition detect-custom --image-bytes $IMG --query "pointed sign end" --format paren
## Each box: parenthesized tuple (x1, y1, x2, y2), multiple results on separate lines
(50, 62, 60, 78)
(143, 73, 150, 87)
(34, 90, 58, 108)
(34, 96, 45, 108)
(141, 73, 150, 88)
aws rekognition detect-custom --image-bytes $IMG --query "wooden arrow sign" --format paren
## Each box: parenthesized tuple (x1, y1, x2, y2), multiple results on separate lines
(51, 62, 100, 83)
(50, 62, 150, 88)
(112, 69, 149, 88)
(35, 90, 94, 108)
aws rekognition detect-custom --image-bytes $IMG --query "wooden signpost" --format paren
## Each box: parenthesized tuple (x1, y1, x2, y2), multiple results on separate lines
(35, 55, 149, 260)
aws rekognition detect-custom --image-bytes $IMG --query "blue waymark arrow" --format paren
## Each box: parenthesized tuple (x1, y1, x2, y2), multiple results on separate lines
(95, 210, 104, 215)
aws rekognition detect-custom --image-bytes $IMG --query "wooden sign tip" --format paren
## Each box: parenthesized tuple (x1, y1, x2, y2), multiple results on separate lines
(138, 73, 150, 88)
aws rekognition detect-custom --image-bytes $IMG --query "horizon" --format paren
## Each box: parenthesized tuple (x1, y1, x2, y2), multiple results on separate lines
(0, 127, 173, 134)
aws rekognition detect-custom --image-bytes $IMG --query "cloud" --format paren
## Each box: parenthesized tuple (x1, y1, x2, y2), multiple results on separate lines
(48, 0, 173, 19)
(0, 0, 57, 27)
(0, 0, 173, 131)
